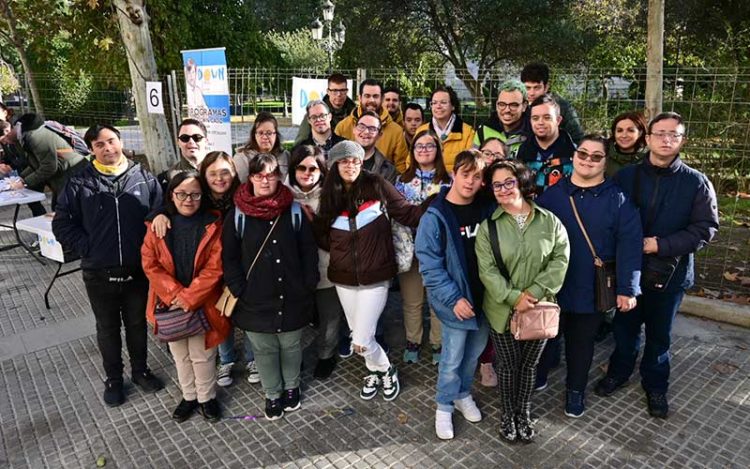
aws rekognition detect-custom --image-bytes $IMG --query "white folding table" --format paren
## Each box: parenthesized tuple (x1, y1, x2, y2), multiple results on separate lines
(0, 188, 47, 263)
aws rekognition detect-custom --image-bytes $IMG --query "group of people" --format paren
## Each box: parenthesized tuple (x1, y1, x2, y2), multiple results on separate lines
(0, 61, 719, 444)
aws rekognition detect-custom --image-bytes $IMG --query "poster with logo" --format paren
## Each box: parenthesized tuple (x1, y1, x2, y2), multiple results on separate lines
(291, 78, 353, 126)
(181, 47, 232, 153)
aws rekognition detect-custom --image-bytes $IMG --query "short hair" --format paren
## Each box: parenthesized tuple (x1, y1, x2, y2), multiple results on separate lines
(164, 170, 206, 216)
(383, 86, 401, 98)
(579, 132, 611, 156)
(241, 111, 282, 155)
(357, 110, 382, 129)
(521, 62, 550, 85)
(327, 73, 347, 85)
(358, 78, 382, 96)
(199, 151, 239, 197)
(404, 102, 424, 120)
(430, 86, 461, 115)
(611, 111, 647, 150)
(177, 118, 207, 136)
(306, 99, 330, 116)
(648, 111, 685, 134)
(288, 144, 328, 188)
(497, 79, 528, 101)
(453, 150, 486, 175)
(485, 160, 535, 199)
(529, 94, 560, 113)
(246, 153, 280, 178)
(479, 137, 504, 151)
(84, 124, 121, 149)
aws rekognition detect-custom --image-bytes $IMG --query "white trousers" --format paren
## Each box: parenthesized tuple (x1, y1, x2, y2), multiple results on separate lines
(335, 282, 390, 372)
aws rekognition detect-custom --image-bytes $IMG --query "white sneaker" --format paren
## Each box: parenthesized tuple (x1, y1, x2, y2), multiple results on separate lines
(246, 361, 261, 384)
(435, 409, 454, 440)
(217, 362, 234, 387)
(454, 395, 482, 423)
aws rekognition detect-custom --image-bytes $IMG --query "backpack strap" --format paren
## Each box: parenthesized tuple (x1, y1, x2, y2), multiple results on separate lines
(487, 218, 511, 282)
(234, 207, 245, 240)
(291, 201, 302, 232)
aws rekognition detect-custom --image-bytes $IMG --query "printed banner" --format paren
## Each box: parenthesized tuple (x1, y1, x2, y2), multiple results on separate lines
(181, 47, 232, 153)
(291, 78, 353, 126)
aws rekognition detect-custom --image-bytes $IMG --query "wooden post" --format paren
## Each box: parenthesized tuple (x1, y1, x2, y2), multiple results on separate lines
(645, 0, 664, 120)
(113, 0, 176, 174)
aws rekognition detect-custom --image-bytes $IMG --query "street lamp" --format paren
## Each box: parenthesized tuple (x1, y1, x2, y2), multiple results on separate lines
(310, 0, 345, 73)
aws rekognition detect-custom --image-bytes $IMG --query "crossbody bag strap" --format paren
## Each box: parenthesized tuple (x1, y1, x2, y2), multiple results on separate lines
(487, 218, 511, 282)
(568, 195, 603, 267)
(244, 214, 281, 281)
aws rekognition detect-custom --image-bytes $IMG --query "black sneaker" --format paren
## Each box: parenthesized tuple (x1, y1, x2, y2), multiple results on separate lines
(313, 357, 336, 379)
(103, 379, 125, 407)
(265, 398, 284, 421)
(360, 372, 381, 400)
(132, 370, 164, 393)
(381, 365, 400, 401)
(564, 390, 585, 418)
(646, 391, 669, 418)
(498, 412, 517, 442)
(199, 398, 221, 423)
(594, 376, 627, 397)
(515, 412, 536, 443)
(282, 388, 301, 412)
(172, 399, 198, 423)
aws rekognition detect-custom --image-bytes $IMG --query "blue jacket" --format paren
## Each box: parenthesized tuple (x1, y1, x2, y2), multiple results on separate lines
(415, 187, 495, 330)
(53, 161, 163, 271)
(614, 155, 718, 292)
(537, 178, 643, 313)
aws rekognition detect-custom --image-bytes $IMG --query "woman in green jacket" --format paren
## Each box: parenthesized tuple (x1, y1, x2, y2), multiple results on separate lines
(476, 160, 569, 443)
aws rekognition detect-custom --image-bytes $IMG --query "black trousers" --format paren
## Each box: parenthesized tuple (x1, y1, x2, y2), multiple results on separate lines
(490, 330, 546, 416)
(83, 268, 149, 381)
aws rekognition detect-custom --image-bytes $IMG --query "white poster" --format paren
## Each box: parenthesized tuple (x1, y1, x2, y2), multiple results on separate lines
(291, 78, 354, 125)
(146, 82, 164, 114)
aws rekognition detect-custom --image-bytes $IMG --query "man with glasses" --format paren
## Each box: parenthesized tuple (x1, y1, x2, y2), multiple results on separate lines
(353, 111, 398, 184)
(158, 118, 208, 191)
(53, 124, 165, 408)
(521, 62, 584, 144)
(473, 79, 530, 159)
(294, 73, 356, 146)
(595, 112, 718, 419)
(517, 94, 576, 195)
(335, 78, 410, 174)
(296, 100, 344, 158)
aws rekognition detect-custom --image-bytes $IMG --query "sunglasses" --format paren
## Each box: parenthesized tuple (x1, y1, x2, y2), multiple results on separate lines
(295, 165, 320, 173)
(178, 134, 205, 143)
(575, 150, 606, 162)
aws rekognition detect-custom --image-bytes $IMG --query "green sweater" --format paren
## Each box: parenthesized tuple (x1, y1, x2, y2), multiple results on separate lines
(476, 202, 570, 333)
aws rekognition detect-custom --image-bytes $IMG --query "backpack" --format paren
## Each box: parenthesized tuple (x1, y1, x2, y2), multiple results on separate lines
(44, 120, 91, 157)
(234, 201, 303, 239)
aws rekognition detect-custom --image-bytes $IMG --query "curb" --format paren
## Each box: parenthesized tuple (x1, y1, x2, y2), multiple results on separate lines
(681, 295, 750, 328)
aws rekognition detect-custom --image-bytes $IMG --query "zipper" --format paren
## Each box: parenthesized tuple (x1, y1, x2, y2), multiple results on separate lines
(114, 197, 123, 265)
(348, 217, 360, 284)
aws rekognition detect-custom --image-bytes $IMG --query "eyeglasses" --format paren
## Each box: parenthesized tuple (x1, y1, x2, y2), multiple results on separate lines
(295, 165, 320, 173)
(496, 101, 523, 111)
(308, 113, 329, 122)
(173, 191, 202, 201)
(650, 131, 684, 141)
(355, 123, 380, 135)
(430, 100, 450, 107)
(414, 143, 437, 152)
(481, 149, 504, 161)
(251, 172, 278, 182)
(178, 134, 205, 143)
(575, 150, 606, 162)
(491, 179, 518, 192)
(338, 158, 362, 167)
(327, 88, 348, 95)
(255, 131, 276, 138)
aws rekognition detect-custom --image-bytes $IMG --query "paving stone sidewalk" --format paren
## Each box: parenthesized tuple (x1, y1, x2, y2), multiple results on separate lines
(0, 204, 749, 468)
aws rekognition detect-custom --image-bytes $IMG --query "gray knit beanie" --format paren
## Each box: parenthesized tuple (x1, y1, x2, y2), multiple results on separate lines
(327, 140, 364, 168)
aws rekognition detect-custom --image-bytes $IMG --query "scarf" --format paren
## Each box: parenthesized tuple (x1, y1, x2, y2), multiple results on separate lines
(93, 155, 129, 176)
(234, 182, 293, 220)
(432, 113, 456, 141)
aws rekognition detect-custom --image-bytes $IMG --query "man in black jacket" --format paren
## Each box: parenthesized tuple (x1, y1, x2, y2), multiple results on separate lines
(521, 62, 584, 143)
(294, 73, 356, 145)
(53, 124, 165, 407)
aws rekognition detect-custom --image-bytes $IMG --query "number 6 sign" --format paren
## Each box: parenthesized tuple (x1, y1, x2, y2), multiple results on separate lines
(146, 82, 164, 114)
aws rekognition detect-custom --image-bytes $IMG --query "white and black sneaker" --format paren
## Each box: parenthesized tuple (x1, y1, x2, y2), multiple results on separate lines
(217, 362, 234, 387)
(282, 387, 301, 412)
(381, 365, 400, 401)
(360, 371, 381, 400)
(246, 361, 261, 384)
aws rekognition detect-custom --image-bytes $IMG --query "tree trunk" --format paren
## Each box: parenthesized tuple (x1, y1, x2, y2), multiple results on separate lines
(646, 0, 664, 119)
(113, 0, 176, 174)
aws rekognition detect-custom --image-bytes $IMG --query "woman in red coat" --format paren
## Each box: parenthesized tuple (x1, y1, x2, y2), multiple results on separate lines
(142, 171, 230, 423)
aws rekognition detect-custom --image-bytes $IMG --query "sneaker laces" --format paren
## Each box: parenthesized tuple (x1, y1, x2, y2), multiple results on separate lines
(363, 373, 380, 388)
(382, 370, 394, 388)
(285, 388, 296, 400)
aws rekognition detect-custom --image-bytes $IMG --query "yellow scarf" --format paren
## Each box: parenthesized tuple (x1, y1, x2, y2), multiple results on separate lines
(93, 155, 129, 176)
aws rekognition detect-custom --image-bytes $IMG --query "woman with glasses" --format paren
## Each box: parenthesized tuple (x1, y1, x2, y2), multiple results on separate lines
(395, 130, 452, 365)
(607, 111, 647, 176)
(222, 154, 318, 421)
(286, 145, 344, 379)
(478, 138, 507, 166)
(141, 171, 231, 423)
(476, 160, 569, 442)
(313, 140, 424, 403)
(415, 86, 475, 172)
(234, 111, 290, 181)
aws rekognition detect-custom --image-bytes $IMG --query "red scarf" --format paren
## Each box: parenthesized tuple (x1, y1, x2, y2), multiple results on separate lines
(234, 182, 293, 220)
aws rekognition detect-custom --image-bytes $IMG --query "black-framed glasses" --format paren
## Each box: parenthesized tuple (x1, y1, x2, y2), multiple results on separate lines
(575, 150, 606, 162)
(308, 113, 329, 122)
(327, 88, 348, 95)
(173, 191, 202, 201)
(496, 101, 523, 111)
(178, 134, 205, 143)
(355, 123, 380, 134)
(491, 179, 518, 192)
(481, 149, 504, 161)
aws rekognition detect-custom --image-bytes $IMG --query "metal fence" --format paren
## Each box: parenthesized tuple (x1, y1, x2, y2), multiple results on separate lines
(9, 66, 750, 297)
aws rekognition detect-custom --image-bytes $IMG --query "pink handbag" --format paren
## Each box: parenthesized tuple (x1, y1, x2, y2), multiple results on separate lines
(509, 301, 560, 341)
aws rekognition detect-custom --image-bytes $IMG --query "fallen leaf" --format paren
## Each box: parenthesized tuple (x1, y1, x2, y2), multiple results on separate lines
(712, 362, 739, 375)
(724, 271, 739, 281)
(96, 456, 106, 467)
(397, 413, 408, 424)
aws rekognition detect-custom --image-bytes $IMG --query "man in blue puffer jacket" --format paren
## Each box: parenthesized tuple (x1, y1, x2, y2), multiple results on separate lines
(595, 112, 719, 419)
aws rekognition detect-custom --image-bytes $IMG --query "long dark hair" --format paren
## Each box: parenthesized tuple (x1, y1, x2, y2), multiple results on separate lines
(199, 150, 240, 198)
(611, 111, 647, 153)
(400, 129, 450, 184)
(165, 171, 207, 216)
(240, 111, 282, 155)
(317, 164, 386, 231)
(288, 145, 328, 188)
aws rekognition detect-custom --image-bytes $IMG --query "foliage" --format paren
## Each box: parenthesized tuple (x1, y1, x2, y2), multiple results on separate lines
(267, 29, 328, 70)
(54, 58, 93, 114)
(0, 62, 20, 95)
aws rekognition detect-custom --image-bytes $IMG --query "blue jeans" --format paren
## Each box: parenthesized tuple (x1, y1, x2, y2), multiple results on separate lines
(436, 319, 489, 412)
(607, 289, 685, 393)
(218, 328, 254, 365)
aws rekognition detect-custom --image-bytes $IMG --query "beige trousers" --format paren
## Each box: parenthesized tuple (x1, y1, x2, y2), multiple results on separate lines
(399, 260, 441, 346)
(168, 334, 217, 403)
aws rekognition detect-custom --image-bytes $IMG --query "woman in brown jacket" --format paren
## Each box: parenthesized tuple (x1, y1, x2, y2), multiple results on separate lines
(314, 141, 423, 403)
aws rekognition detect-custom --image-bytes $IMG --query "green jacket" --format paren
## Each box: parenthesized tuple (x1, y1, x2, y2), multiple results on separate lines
(20, 126, 86, 192)
(606, 145, 644, 177)
(476, 202, 570, 333)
